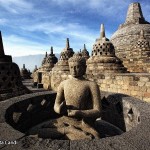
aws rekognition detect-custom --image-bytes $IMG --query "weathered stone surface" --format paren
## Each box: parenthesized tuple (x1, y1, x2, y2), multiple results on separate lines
(111, 3, 150, 73)
(39, 47, 58, 72)
(51, 38, 74, 91)
(80, 44, 90, 60)
(123, 30, 150, 73)
(0, 91, 149, 150)
(32, 47, 58, 90)
(86, 73, 150, 101)
(0, 32, 30, 101)
(30, 53, 102, 140)
(20, 64, 31, 79)
(87, 24, 127, 76)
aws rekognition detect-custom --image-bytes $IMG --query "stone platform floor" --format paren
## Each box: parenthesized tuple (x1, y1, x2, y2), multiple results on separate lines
(22, 79, 48, 93)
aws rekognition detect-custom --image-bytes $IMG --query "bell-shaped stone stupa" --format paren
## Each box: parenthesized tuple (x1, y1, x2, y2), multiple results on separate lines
(0, 32, 30, 101)
(111, 2, 150, 61)
(51, 38, 74, 91)
(87, 24, 127, 76)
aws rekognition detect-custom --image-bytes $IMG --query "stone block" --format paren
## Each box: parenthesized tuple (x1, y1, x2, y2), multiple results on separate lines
(138, 81, 145, 86)
(122, 76, 134, 81)
(113, 80, 117, 84)
(118, 89, 123, 93)
(143, 92, 150, 98)
(126, 90, 131, 95)
(105, 76, 111, 79)
(105, 80, 112, 84)
(128, 86, 135, 91)
(131, 90, 138, 96)
(116, 80, 122, 84)
(97, 79, 103, 84)
(122, 85, 129, 90)
(116, 80, 123, 85)
(102, 80, 107, 84)
(116, 85, 121, 89)
(140, 87, 147, 92)
(110, 88, 118, 93)
(134, 86, 140, 91)
(129, 81, 138, 86)
(140, 77, 149, 82)
(145, 82, 150, 87)
(100, 84, 106, 88)
(116, 76, 123, 80)
(143, 98, 150, 103)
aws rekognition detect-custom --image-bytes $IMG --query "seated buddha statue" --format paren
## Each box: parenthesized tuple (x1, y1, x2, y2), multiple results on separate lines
(28, 53, 102, 140)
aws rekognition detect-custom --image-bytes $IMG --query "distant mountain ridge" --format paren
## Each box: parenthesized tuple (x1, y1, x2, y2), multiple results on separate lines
(12, 54, 60, 71)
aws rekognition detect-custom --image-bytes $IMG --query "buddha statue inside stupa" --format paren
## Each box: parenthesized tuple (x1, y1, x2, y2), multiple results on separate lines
(28, 53, 102, 140)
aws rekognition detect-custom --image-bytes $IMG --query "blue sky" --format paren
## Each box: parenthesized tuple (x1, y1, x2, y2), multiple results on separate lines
(0, 0, 150, 57)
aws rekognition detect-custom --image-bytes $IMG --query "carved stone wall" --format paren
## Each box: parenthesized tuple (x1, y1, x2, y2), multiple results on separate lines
(87, 73, 150, 102)
(42, 72, 51, 90)
(122, 30, 150, 73)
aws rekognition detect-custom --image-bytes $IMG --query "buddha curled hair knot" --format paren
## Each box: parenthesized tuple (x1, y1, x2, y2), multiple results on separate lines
(68, 53, 86, 66)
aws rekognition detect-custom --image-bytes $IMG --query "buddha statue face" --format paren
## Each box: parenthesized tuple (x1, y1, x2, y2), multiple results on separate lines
(68, 54, 86, 78)
(69, 62, 85, 78)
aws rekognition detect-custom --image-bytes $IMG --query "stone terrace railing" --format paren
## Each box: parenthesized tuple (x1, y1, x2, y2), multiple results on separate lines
(0, 91, 149, 149)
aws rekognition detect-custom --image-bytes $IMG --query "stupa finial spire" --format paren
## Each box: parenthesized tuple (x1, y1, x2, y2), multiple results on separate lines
(45, 52, 47, 57)
(125, 2, 146, 24)
(84, 44, 86, 50)
(100, 24, 105, 39)
(66, 38, 70, 49)
(0, 31, 5, 56)
(23, 64, 25, 69)
(51, 46, 53, 54)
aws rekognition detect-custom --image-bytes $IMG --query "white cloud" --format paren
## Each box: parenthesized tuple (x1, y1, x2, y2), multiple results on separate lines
(21, 21, 98, 41)
(0, 18, 7, 25)
(2, 0, 147, 58)
(0, 0, 34, 14)
(51, 0, 130, 17)
(1, 33, 94, 57)
(3, 35, 48, 57)
(23, 23, 66, 34)
(1, 21, 112, 57)
(51, 0, 82, 5)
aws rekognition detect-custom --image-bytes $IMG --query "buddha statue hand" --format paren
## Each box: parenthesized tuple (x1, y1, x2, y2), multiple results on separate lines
(67, 109, 82, 117)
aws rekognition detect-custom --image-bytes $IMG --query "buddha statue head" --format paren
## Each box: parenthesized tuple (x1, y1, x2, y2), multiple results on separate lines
(68, 53, 86, 78)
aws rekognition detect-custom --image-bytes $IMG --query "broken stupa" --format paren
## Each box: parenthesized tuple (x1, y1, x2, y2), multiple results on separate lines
(0, 32, 30, 101)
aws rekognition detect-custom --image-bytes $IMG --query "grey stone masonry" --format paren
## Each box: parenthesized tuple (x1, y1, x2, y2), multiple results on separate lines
(111, 3, 150, 72)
